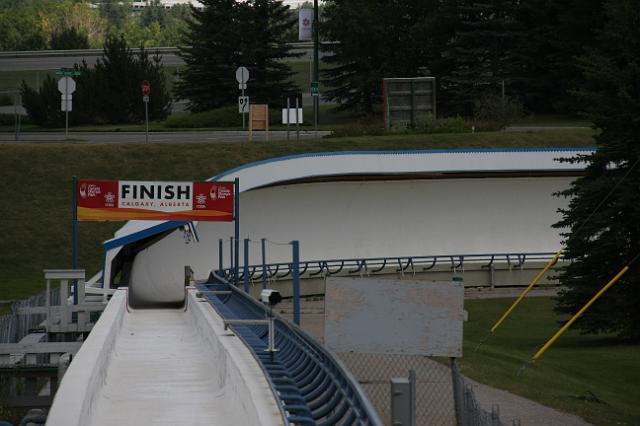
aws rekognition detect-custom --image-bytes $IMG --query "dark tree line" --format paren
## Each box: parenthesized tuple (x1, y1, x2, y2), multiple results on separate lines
(176, 0, 299, 111)
(21, 35, 171, 126)
(321, 0, 605, 116)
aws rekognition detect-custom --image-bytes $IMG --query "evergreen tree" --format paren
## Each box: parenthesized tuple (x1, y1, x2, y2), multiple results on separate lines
(440, 0, 523, 116)
(20, 34, 171, 125)
(175, 0, 238, 111)
(321, 0, 441, 112)
(239, 0, 300, 105)
(512, 0, 564, 113)
(554, 0, 640, 340)
(176, 0, 298, 111)
(549, 0, 604, 113)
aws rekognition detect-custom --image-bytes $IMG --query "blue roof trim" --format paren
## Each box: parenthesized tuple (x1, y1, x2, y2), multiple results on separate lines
(103, 220, 190, 251)
(208, 147, 596, 182)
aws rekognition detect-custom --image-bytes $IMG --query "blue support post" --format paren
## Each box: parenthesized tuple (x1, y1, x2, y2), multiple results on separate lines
(234, 178, 240, 287)
(291, 240, 300, 325)
(218, 238, 224, 277)
(72, 175, 78, 305)
(244, 238, 250, 293)
(261, 238, 267, 290)
(229, 236, 234, 281)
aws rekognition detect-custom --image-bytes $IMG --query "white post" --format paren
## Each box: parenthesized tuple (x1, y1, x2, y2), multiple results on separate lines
(65, 78, 69, 138)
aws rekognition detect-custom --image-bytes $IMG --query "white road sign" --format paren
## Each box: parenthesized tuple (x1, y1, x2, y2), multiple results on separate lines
(238, 96, 249, 113)
(61, 95, 72, 112)
(58, 77, 76, 95)
(235, 67, 249, 84)
(143, 95, 150, 103)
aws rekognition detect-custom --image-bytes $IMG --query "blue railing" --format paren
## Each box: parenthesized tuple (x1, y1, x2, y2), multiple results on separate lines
(220, 251, 560, 283)
(198, 279, 383, 426)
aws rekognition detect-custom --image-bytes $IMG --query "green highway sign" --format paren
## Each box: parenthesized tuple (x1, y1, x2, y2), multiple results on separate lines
(56, 68, 81, 77)
(311, 81, 319, 96)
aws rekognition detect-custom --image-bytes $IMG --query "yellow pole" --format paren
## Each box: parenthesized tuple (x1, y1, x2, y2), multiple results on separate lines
(532, 265, 630, 362)
(490, 250, 562, 333)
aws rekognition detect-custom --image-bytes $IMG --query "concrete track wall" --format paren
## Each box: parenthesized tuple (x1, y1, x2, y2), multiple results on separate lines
(127, 176, 572, 300)
(47, 290, 283, 426)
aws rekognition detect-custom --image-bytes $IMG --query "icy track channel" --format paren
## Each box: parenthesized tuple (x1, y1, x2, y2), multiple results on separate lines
(46, 288, 284, 426)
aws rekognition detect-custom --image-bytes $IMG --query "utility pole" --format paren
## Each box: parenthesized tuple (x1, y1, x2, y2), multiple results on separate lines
(313, 0, 320, 133)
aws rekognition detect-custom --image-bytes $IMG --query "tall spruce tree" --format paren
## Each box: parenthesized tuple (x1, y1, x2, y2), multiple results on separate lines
(176, 0, 298, 111)
(554, 0, 640, 341)
(440, 0, 523, 116)
(176, 0, 238, 111)
(239, 0, 299, 105)
(321, 0, 441, 111)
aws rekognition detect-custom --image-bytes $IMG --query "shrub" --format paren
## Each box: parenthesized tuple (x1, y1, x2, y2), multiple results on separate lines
(414, 114, 472, 133)
(165, 106, 240, 128)
(166, 105, 289, 128)
(0, 94, 13, 106)
(473, 95, 524, 127)
(0, 113, 31, 126)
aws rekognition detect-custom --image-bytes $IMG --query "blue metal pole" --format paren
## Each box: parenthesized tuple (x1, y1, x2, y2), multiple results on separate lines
(244, 238, 250, 293)
(261, 238, 267, 290)
(218, 238, 224, 277)
(291, 240, 300, 325)
(234, 178, 240, 287)
(72, 175, 78, 305)
(229, 237, 234, 282)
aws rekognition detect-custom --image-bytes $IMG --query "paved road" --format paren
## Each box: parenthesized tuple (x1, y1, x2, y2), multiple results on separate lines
(0, 130, 331, 144)
(0, 47, 323, 72)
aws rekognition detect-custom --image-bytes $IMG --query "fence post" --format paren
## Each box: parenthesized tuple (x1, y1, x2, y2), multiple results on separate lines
(218, 238, 224, 277)
(261, 238, 267, 290)
(229, 236, 234, 283)
(291, 240, 300, 325)
(451, 358, 463, 426)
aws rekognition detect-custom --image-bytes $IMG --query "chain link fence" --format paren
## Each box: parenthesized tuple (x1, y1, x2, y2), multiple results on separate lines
(452, 359, 506, 426)
(337, 352, 509, 426)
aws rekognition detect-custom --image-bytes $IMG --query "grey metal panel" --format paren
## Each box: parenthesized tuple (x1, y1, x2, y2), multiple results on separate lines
(325, 277, 463, 357)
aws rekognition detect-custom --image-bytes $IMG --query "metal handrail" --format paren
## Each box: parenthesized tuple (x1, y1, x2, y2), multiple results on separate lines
(221, 251, 561, 282)
(199, 280, 383, 426)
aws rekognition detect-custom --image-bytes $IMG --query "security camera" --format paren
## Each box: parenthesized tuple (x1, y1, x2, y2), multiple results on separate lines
(260, 289, 282, 306)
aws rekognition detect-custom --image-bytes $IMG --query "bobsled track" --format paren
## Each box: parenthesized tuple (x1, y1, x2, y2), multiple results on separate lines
(46, 148, 592, 424)
(47, 278, 381, 425)
(101, 148, 592, 301)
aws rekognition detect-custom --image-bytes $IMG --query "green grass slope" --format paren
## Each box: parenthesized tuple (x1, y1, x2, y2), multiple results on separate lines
(0, 129, 593, 300)
(462, 297, 640, 425)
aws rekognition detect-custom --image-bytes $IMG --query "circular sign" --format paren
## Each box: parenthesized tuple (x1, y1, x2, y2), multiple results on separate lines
(235, 67, 249, 84)
(142, 80, 151, 96)
(57, 77, 76, 95)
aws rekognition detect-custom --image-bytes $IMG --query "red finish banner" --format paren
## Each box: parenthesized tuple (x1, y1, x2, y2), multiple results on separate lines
(77, 180, 235, 222)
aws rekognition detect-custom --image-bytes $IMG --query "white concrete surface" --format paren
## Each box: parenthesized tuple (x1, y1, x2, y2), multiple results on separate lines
(123, 176, 574, 296)
(109, 149, 593, 245)
(47, 289, 284, 426)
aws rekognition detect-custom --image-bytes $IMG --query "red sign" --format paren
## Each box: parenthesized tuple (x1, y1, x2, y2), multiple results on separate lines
(141, 80, 151, 96)
(77, 180, 234, 222)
